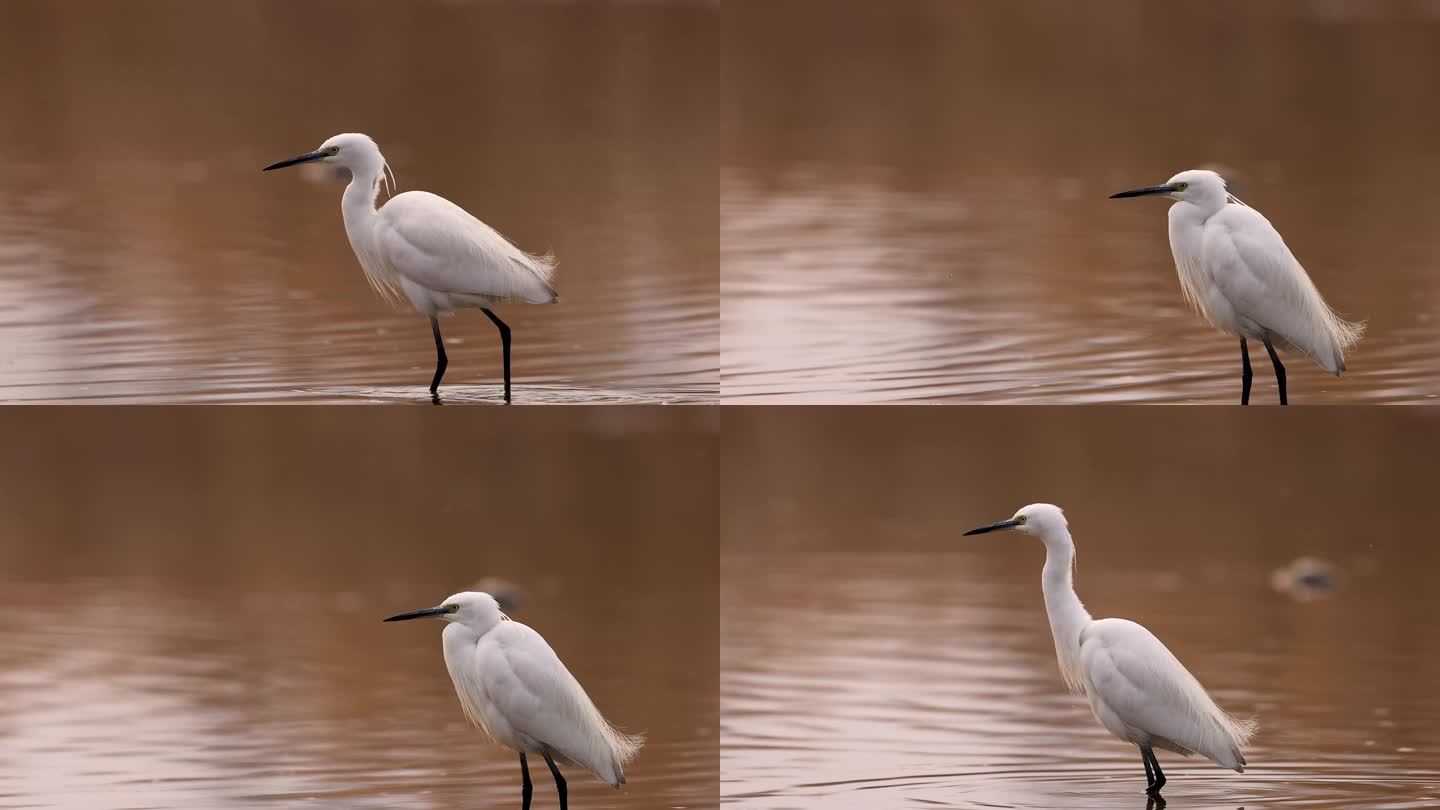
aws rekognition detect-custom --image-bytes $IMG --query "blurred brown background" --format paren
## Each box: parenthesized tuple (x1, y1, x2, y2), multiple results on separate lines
(723, 1, 1440, 403)
(721, 407, 1440, 807)
(0, 407, 718, 809)
(0, 0, 717, 402)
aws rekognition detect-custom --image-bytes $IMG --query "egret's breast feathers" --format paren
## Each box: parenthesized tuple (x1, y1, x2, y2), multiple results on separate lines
(1167, 208, 1218, 325)
(351, 233, 409, 307)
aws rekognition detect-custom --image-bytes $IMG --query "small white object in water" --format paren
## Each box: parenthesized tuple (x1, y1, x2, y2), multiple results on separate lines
(1270, 556, 1337, 601)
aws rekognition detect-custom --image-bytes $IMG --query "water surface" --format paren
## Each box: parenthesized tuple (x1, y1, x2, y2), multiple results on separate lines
(722, 2, 1440, 403)
(0, 0, 717, 403)
(720, 408, 1440, 808)
(0, 408, 719, 808)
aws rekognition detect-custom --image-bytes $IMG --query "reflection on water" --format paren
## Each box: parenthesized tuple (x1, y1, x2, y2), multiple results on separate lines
(720, 408, 1440, 808)
(308, 384, 715, 406)
(722, 2, 1440, 403)
(0, 408, 719, 809)
(0, 0, 717, 403)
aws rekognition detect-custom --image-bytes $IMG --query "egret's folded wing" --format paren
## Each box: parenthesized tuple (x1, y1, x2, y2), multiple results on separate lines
(1080, 619, 1252, 770)
(375, 191, 558, 305)
(475, 624, 640, 786)
(1206, 206, 1360, 372)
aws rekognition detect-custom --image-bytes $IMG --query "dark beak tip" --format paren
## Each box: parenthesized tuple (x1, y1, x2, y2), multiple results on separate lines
(383, 606, 448, 622)
(262, 150, 326, 173)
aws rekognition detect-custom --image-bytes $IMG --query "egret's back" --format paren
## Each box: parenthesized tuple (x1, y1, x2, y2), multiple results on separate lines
(1079, 619, 1256, 771)
(446, 621, 643, 787)
(1185, 203, 1362, 374)
(371, 191, 558, 312)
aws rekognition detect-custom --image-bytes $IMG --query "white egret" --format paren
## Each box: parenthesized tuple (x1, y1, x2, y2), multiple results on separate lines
(384, 592, 642, 809)
(963, 504, 1256, 798)
(264, 133, 558, 403)
(1110, 169, 1363, 405)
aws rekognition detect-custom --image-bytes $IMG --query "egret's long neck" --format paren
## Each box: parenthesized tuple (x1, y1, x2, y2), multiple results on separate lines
(341, 168, 383, 236)
(1039, 526, 1092, 693)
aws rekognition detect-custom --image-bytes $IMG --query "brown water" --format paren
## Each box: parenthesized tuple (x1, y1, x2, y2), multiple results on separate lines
(0, 0, 717, 404)
(0, 408, 719, 809)
(722, 2, 1440, 403)
(721, 408, 1440, 808)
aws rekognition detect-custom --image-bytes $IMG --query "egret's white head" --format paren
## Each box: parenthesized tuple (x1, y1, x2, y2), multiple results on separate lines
(263, 132, 390, 187)
(963, 503, 1068, 539)
(383, 591, 507, 632)
(1109, 169, 1229, 209)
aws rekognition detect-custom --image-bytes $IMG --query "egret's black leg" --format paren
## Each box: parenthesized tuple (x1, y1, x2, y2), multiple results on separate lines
(1239, 337, 1253, 406)
(1263, 334, 1287, 405)
(1146, 793, 1167, 810)
(520, 752, 533, 810)
(481, 307, 512, 404)
(1143, 745, 1166, 795)
(1140, 745, 1155, 790)
(542, 749, 567, 810)
(429, 316, 448, 400)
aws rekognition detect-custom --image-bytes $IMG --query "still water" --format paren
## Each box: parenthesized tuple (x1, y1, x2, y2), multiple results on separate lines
(0, 408, 719, 808)
(0, 0, 717, 403)
(722, 2, 1440, 403)
(720, 408, 1440, 808)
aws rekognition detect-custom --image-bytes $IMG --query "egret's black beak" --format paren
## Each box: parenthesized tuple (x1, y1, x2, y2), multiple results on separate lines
(383, 606, 449, 622)
(263, 150, 327, 172)
(963, 518, 1022, 536)
(1109, 184, 1174, 199)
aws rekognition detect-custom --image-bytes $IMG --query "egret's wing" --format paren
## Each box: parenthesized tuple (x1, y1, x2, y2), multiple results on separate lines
(375, 191, 558, 305)
(473, 623, 641, 786)
(1080, 619, 1254, 770)
(1205, 205, 1362, 373)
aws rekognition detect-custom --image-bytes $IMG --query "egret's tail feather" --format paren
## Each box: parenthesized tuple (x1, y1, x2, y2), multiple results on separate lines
(604, 722, 645, 787)
(1276, 299, 1364, 376)
(1327, 313, 1365, 375)
(1218, 712, 1258, 772)
(515, 250, 559, 304)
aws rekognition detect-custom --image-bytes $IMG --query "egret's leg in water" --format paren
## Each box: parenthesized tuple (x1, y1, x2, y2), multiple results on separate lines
(520, 753, 533, 810)
(482, 308, 512, 404)
(1140, 745, 1155, 790)
(1263, 335, 1287, 405)
(429, 316, 448, 397)
(542, 749, 568, 810)
(1142, 745, 1166, 795)
(1239, 337, 1253, 406)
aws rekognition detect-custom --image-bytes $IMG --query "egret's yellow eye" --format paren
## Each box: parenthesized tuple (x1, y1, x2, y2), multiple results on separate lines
(445, 603, 459, 613)
(1173, 182, 1188, 191)
(326, 146, 340, 155)
(1015, 515, 1028, 525)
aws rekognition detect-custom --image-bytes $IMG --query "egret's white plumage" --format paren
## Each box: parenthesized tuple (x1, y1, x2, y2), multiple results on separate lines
(384, 592, 642, 805)
(265, 133, 557, 402)
(1112, 169, 1363, 404)
(361, 190, 559, 311)
(964, 504, 1255, 795)
(1079, 619, 1253, 771)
